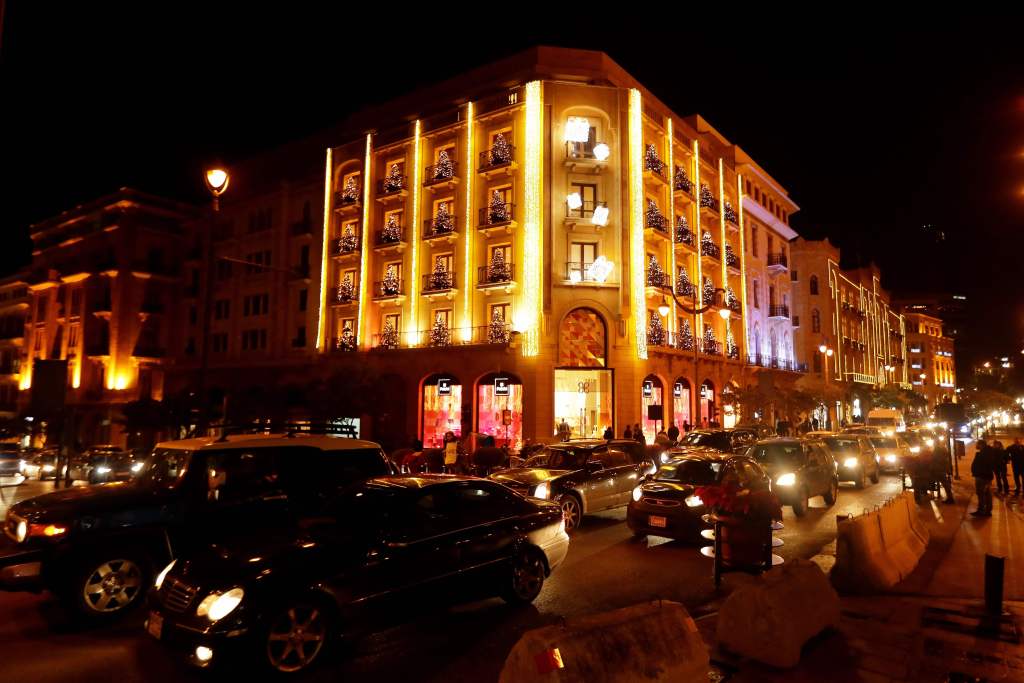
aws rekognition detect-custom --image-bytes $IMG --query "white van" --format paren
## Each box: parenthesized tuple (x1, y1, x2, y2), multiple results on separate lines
(866, 408, 906, 436)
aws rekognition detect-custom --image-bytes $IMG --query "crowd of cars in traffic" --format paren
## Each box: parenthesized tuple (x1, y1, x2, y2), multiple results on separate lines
(0, 420, 948, 674)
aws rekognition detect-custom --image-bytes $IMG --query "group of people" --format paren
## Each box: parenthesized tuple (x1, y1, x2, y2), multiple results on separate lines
(556, 419, 707, 445)
(907, 438, 955, 504)
(971, 437, 1024, 517)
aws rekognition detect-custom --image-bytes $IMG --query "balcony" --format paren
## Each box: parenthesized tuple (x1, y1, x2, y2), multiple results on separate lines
(564, 141, 608, 173)
(334, 283, 358, 306)
(746, 354, 807, 373)
(332, 231, 361, 259)
(725, 245, 740, 271)
(645, 269, 672, 297)
(565, 261, 612, 285)
(371, 321, 514, 349)
(699, 185, 719, 215)
(675, 279, 695, 298)
(423, 160, 459, 191)
(372, 279, 405, 305)
(723, 202, 740, 230)
(565, 201, 608, 228)
(132, 344, 165, 359)
(373, 227, 407, 253)
(673, 167, 695, 201)
(642, 157, 668, 187)
(674, 221, 695, 249)
(376, 176, 408, 204)
(645, 330, 695, 353)
(644, 210, 669, 239)
(422, 271, 456, 298)
(768, 305, 790, 320)
(847, 372, 877, 385)
(334, 188, 361, 215)
(478, 203, 517, 236)
(478, 144, 517, 177)
(477, 262, 515, 292)
(699, 338, 722, 357)
(726, 294, 742, 314)
(700, 235, 721, 261)
(766, 252, 789, 274)
(423, 216, 459, 244)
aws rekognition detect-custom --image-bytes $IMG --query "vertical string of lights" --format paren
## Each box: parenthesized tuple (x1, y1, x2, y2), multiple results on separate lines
(628, 89, 647, 360)
(717, 160, 728, 343)
(736, 174, 748, 362)
(356, 136, 373, 348)
(521, 81, 543, 357)
(316, 147, 333, 350)
(666, 119, 676, 336)
(462, 102, 474, 342)
(408, 120, 423, 346)
(692, 140, 703, 338)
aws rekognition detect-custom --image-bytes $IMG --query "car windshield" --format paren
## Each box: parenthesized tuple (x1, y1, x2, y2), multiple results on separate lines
(134, 448, 192, 488)
(824, 437, 860, 453)
(903, 434, 923, 447)
(870, 437, 897, 449)
(749, 443, 804, 465)
(523, 447, 590, 470)
(654, 460, 721, 485)
(867, 417, 896, 426)
(682, 433, 724, 448)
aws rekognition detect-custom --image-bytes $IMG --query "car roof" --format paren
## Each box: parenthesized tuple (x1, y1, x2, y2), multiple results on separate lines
(754, 437, 806, 445)
(153, 433, 383, 453)
(364, 474, 482, 490)
(668, 451, 740, 464)
(556, 439, 606, 449)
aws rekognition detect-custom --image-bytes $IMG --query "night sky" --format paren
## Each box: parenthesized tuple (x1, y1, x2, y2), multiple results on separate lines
(4, 8, 1022, 367)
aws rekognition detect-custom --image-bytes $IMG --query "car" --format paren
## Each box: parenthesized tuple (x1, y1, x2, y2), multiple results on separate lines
(146, 475, 568, 673)
(735, 423, 776, 440)
(748, 438, 839, 516)
(20, 449, 61, 481)
(841, 425, 881, 436)
(870, 435, 913, 474)
(675, 429, 758, 455)
(0, 434, 396, 620)
(627, 453, 771, 541)
(488, 439, 655, 532)
(866, 408, 906, 436)
(820, 434, 880, 488)
(65, 445, 137, 484)
(0, 445, 25, 486)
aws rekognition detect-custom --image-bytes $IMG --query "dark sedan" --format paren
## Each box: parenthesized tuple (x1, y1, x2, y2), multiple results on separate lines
(66, 446, 137, 484)
(748, 438, 838, 516)
(627, 453, 770, 541)
(146, 476, 569, 673)
(489, 439, 654, 531)
(676, 429, 758, 455)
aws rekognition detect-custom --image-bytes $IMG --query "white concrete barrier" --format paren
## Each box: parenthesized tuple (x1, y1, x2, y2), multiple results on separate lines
(832, 492, 928, 592)
(499, 601, 708, 683)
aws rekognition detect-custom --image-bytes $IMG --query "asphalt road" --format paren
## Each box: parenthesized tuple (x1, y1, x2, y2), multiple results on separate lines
(0, 473, 903, 682)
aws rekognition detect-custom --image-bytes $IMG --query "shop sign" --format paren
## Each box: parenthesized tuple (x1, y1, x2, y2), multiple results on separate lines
(494, 376, 510, 396)
(673, 382, 682, 398)
(438, 378, 452, 395)
(642, 380, 653, 398)
(700, 384, 708, 399)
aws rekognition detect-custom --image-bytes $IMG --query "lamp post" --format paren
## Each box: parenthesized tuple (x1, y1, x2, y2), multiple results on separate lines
(819, 343, 835, 429)
(658, 286, 729, 427)
(197, 166, 230, 434)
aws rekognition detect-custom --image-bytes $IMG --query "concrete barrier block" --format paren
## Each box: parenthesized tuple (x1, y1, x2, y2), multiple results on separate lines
(833, 513, 900, 591)
(499, 601, 708, 683)
(878, 501, 919, 579)
(717, 559, 840, 668)
(902, 493, 930, 547)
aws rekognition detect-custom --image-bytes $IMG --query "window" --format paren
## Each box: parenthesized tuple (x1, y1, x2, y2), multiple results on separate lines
(205, 450, 281, 504)
(489, 303, 510, 325)
(569, 182, 598, 217)
(214, 300, 230, 320)
(810, 275, 819, 296)
(790, 270, 798, 282)
(752, 279, 760, 309)
(490, 244, 512, 264)
(298, 289, 307, 312)
(212, 333, 228, 353)
(383, 312, 401, 334)
(244, 251, 272, 274)
(750, 225, 758, 257)
(433, 308, 453, 328)
(243, 294, 270, 316)
(570, 241, 597, 268)
(242, 329, 268, 351)
(812, 309, 821, 333)
(292, 326, 306, 348)
(216, 260, 232, 280)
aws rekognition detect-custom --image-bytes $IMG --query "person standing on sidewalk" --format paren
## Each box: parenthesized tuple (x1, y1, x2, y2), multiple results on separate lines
(1008, 438, 1024, 494)
(993, 440, 1009, 495)
(931, 439, 955, 504)
(971, 439, 995, 517)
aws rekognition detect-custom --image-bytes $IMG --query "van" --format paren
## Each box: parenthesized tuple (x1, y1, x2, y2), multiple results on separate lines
(866, 408, 906, 436)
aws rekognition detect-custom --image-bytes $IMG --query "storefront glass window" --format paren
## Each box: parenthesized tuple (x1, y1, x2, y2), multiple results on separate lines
(673, 380, 691, 431)
(422, 376, 461, 448)
(641, 376, 664, 443)
(554, 368, 613, 439)
(477, 375, 523, 451)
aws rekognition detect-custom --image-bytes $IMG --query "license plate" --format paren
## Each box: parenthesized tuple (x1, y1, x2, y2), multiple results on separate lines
(648, 515, 667, 528)
(147, 611, 163, 640)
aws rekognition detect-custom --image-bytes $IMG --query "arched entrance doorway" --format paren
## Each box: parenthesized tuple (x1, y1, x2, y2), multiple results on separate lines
(422, 374, 462, 448)
(641, 374, 664, 443)
(699, 379, 716, 426)
(554, 308, 613, 439)
(672, 378, 692, 432)
(477, 372, 523, 451)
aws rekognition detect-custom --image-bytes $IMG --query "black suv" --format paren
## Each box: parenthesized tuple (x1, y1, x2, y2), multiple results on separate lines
(0, 435, 394, 619)
(672, 429, 758, 456)
(747, 438, 839, 516)
(489, 439, 655, 531)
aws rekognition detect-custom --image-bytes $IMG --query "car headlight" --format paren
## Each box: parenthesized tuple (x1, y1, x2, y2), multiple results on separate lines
(42, 464, 55, 472)
(776, 472, 796, 486)
(632, 486, 643, 502)
(18, 459, 25, 471)
(534, 482, 550, 500)
(130, 462, 144, 473)
(196, 587, 244, 622)
(660, 452, 669, 463)
(909, 446, 921, 454)
(924, 438, 935, 447)
(14, 519, 26, 543)
(154, 560, 176, 590)
(95, 466, 111, 474)
(960, 425, 969, 434)
(886, 455, 897, 463)
(685, 495, 703, 507)
(843, 457, 859, 469)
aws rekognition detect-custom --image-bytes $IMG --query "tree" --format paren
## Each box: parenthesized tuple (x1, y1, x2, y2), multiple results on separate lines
(383, 163, 403, 192)
(489, 132, 511, 165)
(434, 150, 453, 180)
(488, 190, 508, 224)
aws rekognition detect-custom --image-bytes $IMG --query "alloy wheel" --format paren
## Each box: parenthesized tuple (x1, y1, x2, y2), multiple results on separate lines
(560, 497, 581, 532)
(511, 552, 546, 602)
(266, 605, 327, 673)
(82, 559, 143, 613)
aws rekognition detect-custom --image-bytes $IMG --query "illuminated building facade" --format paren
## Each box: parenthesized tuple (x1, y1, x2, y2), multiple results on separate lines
(0, 278, 29, 420)
(17, 189, 198, 445)
(318, 48, 807, 447)
(904, 311, 956, 406)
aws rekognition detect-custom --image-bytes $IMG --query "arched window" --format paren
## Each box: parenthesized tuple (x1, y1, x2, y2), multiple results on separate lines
(641, 374, 664, 443)
(809, 275, 819, 296)
(421, 374, 462, 448)
(477, 373, 523, 451)
(812, 309, 821, 333)
(559, 308, 607, 367)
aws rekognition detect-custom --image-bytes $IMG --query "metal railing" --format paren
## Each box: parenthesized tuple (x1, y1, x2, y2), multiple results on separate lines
(334, 189, 360, 207)
(424, 160, 459, 186)
(422, 272, 456, 293)
(479, 203, 515, 227)
(377, 176, 407, 195)
(372, 279, 404, 298)
(479, 144, 516, 171)
(646, 269, 671, 289)
(701, 237, 721, 260)
(335, 284, 358, 304)
(371, 322, 513, 349)
(374, 227, 405, 246)
(291, 219, 313, 235)
(478, 263, 514, 287)
(645, 211, 668, 233)
(333, 232, 360, 255)
(423, 216, 458, 239)
(769, 305, 790, 318)
(644, 156, 667, 181)
(725, 246, 740, 269)
(673, 167, 694, 195)
(675, 224, 695, 247)
(746, 354, 808, 372)
(767, 252, 788, 268)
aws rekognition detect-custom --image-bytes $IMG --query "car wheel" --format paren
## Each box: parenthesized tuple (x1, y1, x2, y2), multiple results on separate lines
(502, 548, 547, 605)
(264, 600, 331, 674)
(870, 466, 880, 484)
(559, 495, 582, 533)
(73, 554, 147, 618)
(854, 470, 865, 489)
(823, 479, 839, 505)
(792, 488, 809, 517)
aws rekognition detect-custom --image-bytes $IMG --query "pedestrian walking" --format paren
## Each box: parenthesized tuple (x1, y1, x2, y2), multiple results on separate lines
(602, 425, 614, 440)
(624, 425, 632, 440)
(682, 421, 691, 434)
(557, 419, 571, 442)
(655, 429, 671, 447)
(634, 423, 646, 446)
(667, 423, 680, 444)
(971, 439, 995, 516)
(994, 440, 1009, 495)
(1008, 438, 1024, 494)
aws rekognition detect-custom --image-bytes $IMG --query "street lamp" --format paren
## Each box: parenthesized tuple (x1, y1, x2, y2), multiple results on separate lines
(204, 168, 230, 212)
(818, 343, 835, 429)
(197, 166, 230, 434)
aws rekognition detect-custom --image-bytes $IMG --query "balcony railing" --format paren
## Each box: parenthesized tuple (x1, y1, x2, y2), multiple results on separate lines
(646, 330, 694, 352)
(479, 144, 516, 172)
(699, 339, 722, 356)
(335, 188, 361, 208)
(746, 354, 807, 372)
(478, 203, 515, 228)
(424, 160, 458, 186)
(371, 322, 514, 349)
(565, 261, 606, 283)
(643, 157, 667, 183)
(767, 252, 789, 269)
(725, 246, 740, 269)
(333, 232, 361, 255)
(645, 211, 668, 234)
(423, 216, 458, 239)
(566, 200, 603, 220)
(701, 237, 721, 260)
(335, 284, 358, 304)
(769, 305, 790, 318)
(377, 176, 407, 196)
(372, 279, 404, 298)
(478, 263, 514, 287)
(673, 167, 694, 195)
(422, 272, 456, 293)
(676, 280, 695, 297)
(723, 203, 739, 225)
(675, 223, 695, 247)
(646, 269, 671, 290)
(565, 140, 606, 161)
(375, 226, 406, 247)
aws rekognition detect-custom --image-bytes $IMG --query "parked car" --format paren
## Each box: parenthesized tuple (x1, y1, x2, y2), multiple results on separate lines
(820, 434, 880, 488)
(0, 446, 24, 485)
(65, 445, 137, 484)
(146, 475, 569, 673)
(748, 438, 838, 516)
(488, 439, 654, 532)
(627, 453, 770, 541)
(841, 425, 881, 436)
(870, 435, 913, 474)
(20, 449, 61, 481)
(0, 434, 396, 619)
(675, 429, 758, 455)
(735, 423, 776, 440)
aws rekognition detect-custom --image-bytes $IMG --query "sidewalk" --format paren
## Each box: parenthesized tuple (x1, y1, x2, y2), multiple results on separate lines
(698, 443, 1024, 682)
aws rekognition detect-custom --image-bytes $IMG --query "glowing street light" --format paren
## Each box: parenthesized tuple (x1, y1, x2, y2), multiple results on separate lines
(205, 167, 230, 211)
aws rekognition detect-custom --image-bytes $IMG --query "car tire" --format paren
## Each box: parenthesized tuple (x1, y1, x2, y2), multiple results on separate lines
(824, 478, 839, 506)
(558, 494, 582, 533)
(854, 470, 865, 490)
(792, 488, 809, 517)
(502, 547, 547, 605)
(870, 467, 880, 484)
(70, 552, 149, 619)
(262, 598, 333, 674)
